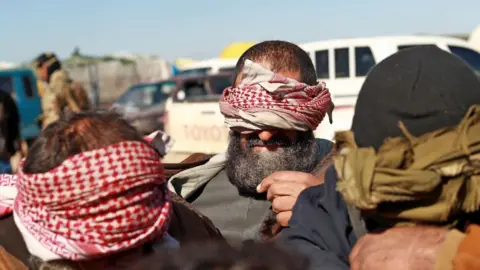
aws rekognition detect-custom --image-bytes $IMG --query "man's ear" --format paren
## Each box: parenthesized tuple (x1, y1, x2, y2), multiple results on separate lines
(233, 73, 242, 87)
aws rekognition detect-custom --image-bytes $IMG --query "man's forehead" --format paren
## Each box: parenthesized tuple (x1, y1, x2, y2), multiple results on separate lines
(235, 59, 302, 86)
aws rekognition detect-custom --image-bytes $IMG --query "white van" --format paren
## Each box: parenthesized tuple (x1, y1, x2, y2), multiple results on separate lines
(176, 58, 237, 77)
(301, 35, 480, 101)
(300, 35, 480, 139)
(166, 36, 480, 155)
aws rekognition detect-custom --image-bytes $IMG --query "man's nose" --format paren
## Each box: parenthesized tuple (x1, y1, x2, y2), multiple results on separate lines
(257, 130, 276, 142)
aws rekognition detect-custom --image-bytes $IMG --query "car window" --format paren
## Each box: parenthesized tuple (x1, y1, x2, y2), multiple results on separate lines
(152, 82, 176, 104)
(335, 48, 349, 78)
(176, 68, 211, 77)
(448, 46, 480, 74)
(315, 50, 329, 79)
(0, 76, 13, 94)
(116, 83, 169, 109)
(209, 76, 233, 95)
(398, 44, 435, 50)
(21, 76, 34, 98)
(219, 67, 235, 73)
(355, 47, 376, 77)
(177, 81, 209, 102)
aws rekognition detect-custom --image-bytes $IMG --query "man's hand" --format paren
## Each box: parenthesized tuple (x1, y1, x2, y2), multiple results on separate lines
(257, 171, 323, 227)
(350, 227, 448, 270)
(9, 151, 23, 173)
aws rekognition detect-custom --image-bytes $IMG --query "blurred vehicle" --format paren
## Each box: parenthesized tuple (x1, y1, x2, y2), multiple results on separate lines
(299, 35, 480, 139)
(176, 58, 236, 77)
(300, 35, 480, 104)
(0, 68, 42, 142)
(112, 81, 176, 135)
(468, 24, 480, 52)
(163, 73, 234, 154)
(113, 73, 233, 135)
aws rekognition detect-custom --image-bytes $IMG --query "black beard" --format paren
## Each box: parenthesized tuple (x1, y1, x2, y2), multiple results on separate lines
(225, 131, 318, 196)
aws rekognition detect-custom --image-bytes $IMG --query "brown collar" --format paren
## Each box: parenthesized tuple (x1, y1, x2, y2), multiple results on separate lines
(163, 153, 214, 179)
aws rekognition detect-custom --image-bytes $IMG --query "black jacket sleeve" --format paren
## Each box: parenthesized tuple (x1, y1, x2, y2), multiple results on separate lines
(280, 167, 357, 270)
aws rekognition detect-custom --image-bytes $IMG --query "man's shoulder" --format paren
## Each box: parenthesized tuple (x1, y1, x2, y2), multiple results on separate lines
(282, 167, 354, 268)
(300, 167, 338, 206)
(164, 153, 212, 177)
(50, 69, 70, 83)
(49, 70, 71, 93)
(315, 138, 334, 159)
(168, 192, 223, 242)
(304, 167, 361, 244)
(315, 137, 334, 147)
(296, 166, 350, 226)
(311, 138, 335, 176)
(165, 153, 225, 177)
(166, 153, 227, 198)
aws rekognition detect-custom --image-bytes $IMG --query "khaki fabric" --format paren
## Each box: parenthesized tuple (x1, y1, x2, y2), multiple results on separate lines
(39, 69, 91, 129)
(36, 80, 45, 97)
(40, 70, 70, 129)
(334, 105, 480, 226)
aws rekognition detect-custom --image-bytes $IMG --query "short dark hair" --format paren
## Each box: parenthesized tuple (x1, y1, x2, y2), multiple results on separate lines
(233, 40, 317, 86)
(33, 52, 62, 82)
(23, 110, 147, 174)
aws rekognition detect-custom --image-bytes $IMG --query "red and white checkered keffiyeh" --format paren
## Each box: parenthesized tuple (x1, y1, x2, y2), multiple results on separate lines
(219, 59, 332, 131)
(0, 131, 173, 218)
(7, 140, 170, 261)
(0, 174, 16, 216)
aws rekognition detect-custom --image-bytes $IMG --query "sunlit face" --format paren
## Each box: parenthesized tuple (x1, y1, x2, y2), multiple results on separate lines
(226, 61, 318, 195)
(36, 65, 48, 81)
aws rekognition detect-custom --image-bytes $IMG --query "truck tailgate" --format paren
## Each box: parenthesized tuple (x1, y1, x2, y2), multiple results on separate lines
(166, 101, 229, 154)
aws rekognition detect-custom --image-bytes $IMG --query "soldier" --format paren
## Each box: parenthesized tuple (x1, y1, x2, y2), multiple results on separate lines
(34, 52, 91, 129)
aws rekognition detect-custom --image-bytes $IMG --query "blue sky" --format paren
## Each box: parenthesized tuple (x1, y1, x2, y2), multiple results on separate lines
(1, 0, 479, 63)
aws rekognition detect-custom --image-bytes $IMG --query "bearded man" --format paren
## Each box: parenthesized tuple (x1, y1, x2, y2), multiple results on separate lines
(168, 40, 334, 241)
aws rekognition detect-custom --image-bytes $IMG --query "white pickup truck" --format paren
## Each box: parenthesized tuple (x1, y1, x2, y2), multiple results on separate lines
(163, 73, 234, 154)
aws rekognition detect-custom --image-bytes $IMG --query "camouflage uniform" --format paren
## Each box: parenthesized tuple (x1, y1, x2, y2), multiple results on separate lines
(40, 69, 71, 129)
(35, 52, 91, 129)
(36, 79, 45, 97)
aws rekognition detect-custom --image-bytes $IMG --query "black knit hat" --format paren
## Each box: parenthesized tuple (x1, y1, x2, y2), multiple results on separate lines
(352, 45, 480, 150)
